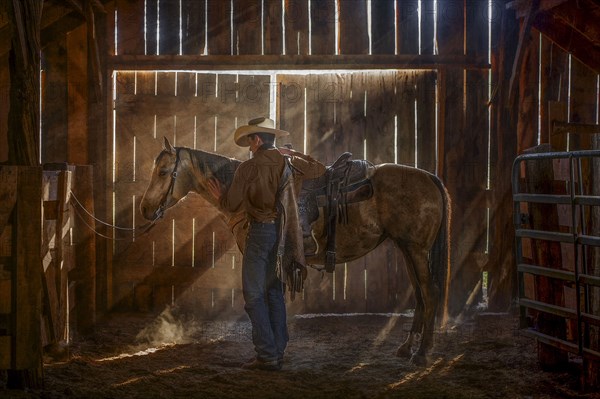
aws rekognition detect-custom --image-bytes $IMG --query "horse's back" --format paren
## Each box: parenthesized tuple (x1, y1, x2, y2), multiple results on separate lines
(370, 163, 445, 248)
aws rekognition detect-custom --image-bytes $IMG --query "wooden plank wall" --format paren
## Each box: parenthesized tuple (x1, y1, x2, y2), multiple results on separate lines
(106, 0, 451, 318)
(0, 55, 8, 163)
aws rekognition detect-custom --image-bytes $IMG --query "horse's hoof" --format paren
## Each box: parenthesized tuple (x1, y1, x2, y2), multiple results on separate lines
(396, 345, 412, 358)
(409, 354, 428, 367)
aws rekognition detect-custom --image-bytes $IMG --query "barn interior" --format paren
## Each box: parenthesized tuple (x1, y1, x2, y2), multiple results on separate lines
(0, 0, 599, 397)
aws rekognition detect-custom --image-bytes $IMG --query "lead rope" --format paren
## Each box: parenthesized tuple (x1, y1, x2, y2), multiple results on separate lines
(69, 191, 160, 240)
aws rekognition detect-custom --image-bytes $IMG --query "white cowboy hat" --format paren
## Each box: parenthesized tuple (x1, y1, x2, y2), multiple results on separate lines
(233, 117, 290, 147)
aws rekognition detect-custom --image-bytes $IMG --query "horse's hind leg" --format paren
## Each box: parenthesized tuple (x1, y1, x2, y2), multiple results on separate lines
(396, 255, 424, 358)
(403, 245, 439, 366)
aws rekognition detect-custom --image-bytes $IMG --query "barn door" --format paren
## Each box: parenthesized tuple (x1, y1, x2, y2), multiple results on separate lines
(111, 71, 270, 318)
(277, 70, 438, 314)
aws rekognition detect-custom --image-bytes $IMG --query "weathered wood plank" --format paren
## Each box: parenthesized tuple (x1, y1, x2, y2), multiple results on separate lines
(397, 0, 418, 55)
(110, 53, 491, 70)
(371, 0, 395, 55)
(395, 71, 416, 167)
(235, 0, 262, 55)
(0, 54, 8, 163)
(146, 0, 158, 55)
(310, 0, 335, 55)
(207, 0, 232, 55)
(181, 0, 206, 55)
(285, 0, 309, 55)
(338, 0, 368, 55)
(416, 71, 437, 173)
(42, 37, 68, 164)
(437, 0, 464, 317)
(159, 0, 180, 55)
(67, 24, 88, 165)
(366, 71, 396, 165)
(116, 0, 145, 55)
(14, 167, 43, 370)
(264, 0, 283, 55)
(72, 166, 97, 334)
(336, 72, 366, 160)
(277, 74, 307, 151)
(421, 0, 435, 55)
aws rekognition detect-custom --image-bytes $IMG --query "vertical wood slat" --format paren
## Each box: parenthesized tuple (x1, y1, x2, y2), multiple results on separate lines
(67, 24, 88, 165)
(181, 0, 206, 55)
(371, 0, 395, 55)
(207, 0, 232, 55)
(0, 55, 7, 163)
(196, 73, 218, 152)
(453, 0, 491, 314)
(14, 167, 43, 370)
(569, 59, 597, 151)
(416, 71, 437, 173)
(116, 0, 145, 55)
(285, 0, 309, 55)
(73, 166, 97, 334)
(235, 0, 262, 55)
(215, 74, 239, 157)
(153, 71, 177, 308)
(146, 0, 158, 55)
(310, 0, 335, 55)
(540, 38, 570, 148)
(420, 0, 435, 55)
(42, 38, 68, 164)
(173, 72, 197, 269)
(397, 0, 418, 55)
(278, 74, 306, 151)
(337, 73, 366, 160)
(517, 29, 540, 153)
(487, 0, 519, 312)
(437, 0, 464, 316)
(366, 71, 396, 165)
(159, 0, 181, 55)
(264, 0, 283, 55)
(396, 71, 416, 167)
(338, 0, 368, 55)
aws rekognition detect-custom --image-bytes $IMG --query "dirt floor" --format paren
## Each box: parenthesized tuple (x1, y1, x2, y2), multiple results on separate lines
(0, 309, 598, 399)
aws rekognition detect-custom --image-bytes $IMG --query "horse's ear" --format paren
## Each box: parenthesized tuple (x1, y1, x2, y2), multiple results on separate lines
(163, 137, 176, 154)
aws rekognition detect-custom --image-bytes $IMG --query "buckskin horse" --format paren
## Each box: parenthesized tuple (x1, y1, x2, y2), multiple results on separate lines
(140, 137, 451, 366)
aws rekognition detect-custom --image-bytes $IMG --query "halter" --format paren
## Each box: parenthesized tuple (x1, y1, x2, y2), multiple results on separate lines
(156, 147, 182, 219)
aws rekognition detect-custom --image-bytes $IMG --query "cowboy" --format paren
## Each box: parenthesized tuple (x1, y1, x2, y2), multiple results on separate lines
(207, 117, 325, 371)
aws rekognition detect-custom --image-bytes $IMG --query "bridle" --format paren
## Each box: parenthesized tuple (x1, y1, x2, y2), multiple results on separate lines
(156, 147, 182, 219)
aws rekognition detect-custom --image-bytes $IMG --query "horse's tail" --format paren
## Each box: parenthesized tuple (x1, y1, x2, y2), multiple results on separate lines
(429, 174, 451, 328)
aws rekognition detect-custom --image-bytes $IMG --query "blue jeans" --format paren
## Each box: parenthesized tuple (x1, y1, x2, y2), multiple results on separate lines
(242, 222, 288, 362)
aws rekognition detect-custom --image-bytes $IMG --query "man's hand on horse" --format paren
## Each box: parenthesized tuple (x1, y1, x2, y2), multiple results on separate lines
(206, 178, 223, 200)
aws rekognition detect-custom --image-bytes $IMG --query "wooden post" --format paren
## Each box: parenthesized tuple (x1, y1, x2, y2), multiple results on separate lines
(487, 1, 519, 312)
(6, 0, 43, 166)
(7, 167, 43, 389)
(72, 166, 96, 335)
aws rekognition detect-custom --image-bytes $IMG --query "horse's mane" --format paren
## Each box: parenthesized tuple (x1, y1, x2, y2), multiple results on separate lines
(183, 147, 241, 189)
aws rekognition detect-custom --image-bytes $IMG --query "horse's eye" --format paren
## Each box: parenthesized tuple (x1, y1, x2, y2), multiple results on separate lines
(158, 169, 168, 177)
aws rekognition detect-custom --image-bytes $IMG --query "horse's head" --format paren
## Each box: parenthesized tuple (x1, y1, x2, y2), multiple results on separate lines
(140, 137, 190, 221)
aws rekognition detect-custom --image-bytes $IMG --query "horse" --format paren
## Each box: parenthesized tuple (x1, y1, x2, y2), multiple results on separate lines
(140, 137, 451, 366)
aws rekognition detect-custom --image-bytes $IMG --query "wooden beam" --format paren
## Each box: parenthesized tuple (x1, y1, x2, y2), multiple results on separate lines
(64, 0, 85, 17)
(109, 54, 490, 71)
(532, 11, 600, 74)
(552, 121, 600, 136)
(507, 0, 539, 107)
(507, 0, 568, 18)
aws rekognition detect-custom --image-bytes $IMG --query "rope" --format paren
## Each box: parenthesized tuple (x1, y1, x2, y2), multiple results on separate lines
(69, 190, 135, 231)
(69, 190, 160, 240)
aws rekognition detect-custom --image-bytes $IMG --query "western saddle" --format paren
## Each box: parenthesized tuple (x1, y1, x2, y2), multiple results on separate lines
(298, 152, 374, 273)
